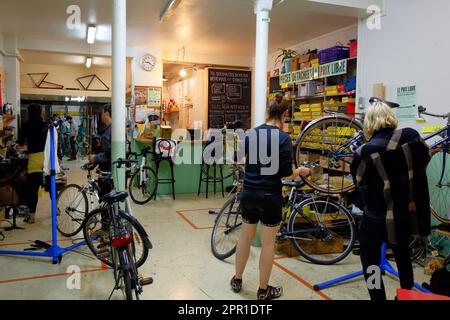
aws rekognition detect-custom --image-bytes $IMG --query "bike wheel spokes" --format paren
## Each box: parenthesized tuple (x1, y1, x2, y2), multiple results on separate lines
(57, 185, 88, 237)
(427, 149, 450, 224)
(129, 168, 157, 204)
(296, 117, 363, 194)
(211, 198, 242, 260)
(288, 198, 356, 265)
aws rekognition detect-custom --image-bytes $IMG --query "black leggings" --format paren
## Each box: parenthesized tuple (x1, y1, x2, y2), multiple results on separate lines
(27, 172, 43, 214)
(359, 216, 414, 301)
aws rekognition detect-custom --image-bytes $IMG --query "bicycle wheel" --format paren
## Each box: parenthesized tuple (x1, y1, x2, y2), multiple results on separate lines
(117, 247, 140, 300)
(296, 116, 364, 194)
(57, 184, 88, 237)
(211, 197, 242, 260)
(129, 167, 157, 204)
(83, 208, 149, 268)
(287, 196, 356, 265)
(427, 148, 450, 224)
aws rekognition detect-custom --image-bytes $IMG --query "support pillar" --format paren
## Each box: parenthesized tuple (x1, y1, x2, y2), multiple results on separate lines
(253, 0, 273, 127)
(111, 0, 127, 190)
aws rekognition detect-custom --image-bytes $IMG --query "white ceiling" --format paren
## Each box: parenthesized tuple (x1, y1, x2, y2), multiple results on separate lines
(0, 0, 357, 60)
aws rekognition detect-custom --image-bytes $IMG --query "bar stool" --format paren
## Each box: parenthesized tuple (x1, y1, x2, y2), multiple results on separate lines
(153, 138, 177, 200)
(197, 137, 225, 198)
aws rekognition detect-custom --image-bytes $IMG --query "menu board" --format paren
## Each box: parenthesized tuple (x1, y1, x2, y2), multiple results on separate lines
(208, 69, 252, 129)
(134, 86, 162, 107)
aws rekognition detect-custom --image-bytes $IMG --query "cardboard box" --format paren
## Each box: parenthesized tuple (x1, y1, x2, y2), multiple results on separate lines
(300, 62, 311, 70)
(160, 125, 172, 139)
(299, 53, 311, 63)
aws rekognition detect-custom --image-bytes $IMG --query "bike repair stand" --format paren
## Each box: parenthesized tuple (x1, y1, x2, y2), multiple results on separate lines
(313, 243, 431, 294)
(0, 123, 86, 264)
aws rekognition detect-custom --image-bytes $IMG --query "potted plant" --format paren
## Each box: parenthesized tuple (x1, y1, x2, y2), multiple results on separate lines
(275, 49, 299, 73)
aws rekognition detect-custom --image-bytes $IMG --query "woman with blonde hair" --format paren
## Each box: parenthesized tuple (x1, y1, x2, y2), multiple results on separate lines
(350, 99, 431, 301)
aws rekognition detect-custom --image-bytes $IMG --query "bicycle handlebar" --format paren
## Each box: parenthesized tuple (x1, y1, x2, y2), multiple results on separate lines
(113, 158, 138, 169)
(418, 106, 449, 120)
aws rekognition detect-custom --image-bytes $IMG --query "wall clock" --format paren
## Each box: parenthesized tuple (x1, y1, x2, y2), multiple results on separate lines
(140, 54, 157, 72)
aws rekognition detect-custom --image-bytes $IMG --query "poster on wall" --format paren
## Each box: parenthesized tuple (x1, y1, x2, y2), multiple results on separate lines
(134, 86, 162, 107)
(396, 85, 417, 121)
(207, 69, 252, 130)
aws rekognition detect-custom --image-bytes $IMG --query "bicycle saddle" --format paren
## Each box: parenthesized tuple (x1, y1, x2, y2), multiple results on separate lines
(101, 190, 128, 204)
(282, 180, 305, 188)
(369, 97, 400, 109)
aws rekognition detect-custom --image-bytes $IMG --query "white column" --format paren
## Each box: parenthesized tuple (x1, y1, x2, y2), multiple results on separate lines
(112, 0, 127, 189)
(2, 34, 21, 132)
(253, 0, 273, 126)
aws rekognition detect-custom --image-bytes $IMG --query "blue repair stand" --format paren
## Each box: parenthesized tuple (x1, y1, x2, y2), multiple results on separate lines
(313, 243, 431, 293)
(0, 123, 86, 264)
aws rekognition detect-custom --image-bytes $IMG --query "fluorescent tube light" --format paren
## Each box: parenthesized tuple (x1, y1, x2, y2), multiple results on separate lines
(87, 25, 97, 44)
(86, 57, 93, 68)
(160, 0, 182, 22)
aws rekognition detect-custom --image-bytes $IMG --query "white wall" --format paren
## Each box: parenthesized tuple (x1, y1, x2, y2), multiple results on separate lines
(128, 47, 163, 89)
(357, 0, 450, 130)
(268, 24, 358, 72)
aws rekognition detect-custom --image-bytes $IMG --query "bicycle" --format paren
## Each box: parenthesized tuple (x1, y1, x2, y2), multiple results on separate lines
(82, 159, 153, 300)
(128, 146, 157, 205)
(211, 166, 356, 265)
(56, 163, 105, 237)
(417, 106, 450, 225)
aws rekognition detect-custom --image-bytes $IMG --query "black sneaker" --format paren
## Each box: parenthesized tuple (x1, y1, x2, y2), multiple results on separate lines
(230, 276, 242, 293)
(257, 285, 283, 300)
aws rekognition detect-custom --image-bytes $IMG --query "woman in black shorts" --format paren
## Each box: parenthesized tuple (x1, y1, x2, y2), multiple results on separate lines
(230, 102, 310, 300)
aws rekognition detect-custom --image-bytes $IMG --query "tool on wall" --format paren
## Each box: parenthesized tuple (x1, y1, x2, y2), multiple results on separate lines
(27, 73, 64, 89)
(76, 74, 110, 91)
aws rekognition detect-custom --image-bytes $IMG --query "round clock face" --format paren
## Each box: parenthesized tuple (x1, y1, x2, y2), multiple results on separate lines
(140, 54, 157, 71)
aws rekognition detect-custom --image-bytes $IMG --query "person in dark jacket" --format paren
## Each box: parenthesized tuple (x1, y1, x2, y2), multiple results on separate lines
(350, 101, 431, 301)
(231, 102, 310, 300)
(17, 104, 48, 224)
(87, 104, 112, 198)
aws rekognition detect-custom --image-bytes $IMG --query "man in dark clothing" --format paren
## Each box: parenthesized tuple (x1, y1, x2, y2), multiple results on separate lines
(350, 102, 431, 301)
(88, 105, 112, 198)
(67, 116, 78, 161)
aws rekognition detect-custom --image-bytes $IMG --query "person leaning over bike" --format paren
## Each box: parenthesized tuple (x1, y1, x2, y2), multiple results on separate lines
(87, 104, 112, 198)
(350, 101, 431, 301)
(231, 102, 310, 300)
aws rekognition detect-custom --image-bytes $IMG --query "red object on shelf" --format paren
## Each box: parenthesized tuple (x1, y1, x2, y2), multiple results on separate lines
(397, 289, 450, 300)
(349, 39, 358, 58)
(346, 103, 356, 115)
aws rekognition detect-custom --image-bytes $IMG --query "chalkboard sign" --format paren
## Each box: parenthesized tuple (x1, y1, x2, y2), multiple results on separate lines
(208, 69, 252, 129)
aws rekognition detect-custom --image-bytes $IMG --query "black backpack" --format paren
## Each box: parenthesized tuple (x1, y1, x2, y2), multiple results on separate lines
(422, 268, 450, 297)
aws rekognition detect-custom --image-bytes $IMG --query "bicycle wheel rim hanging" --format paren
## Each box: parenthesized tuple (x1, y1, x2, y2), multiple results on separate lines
(427, 148, 450, 224)
(296, 116, 364, 194)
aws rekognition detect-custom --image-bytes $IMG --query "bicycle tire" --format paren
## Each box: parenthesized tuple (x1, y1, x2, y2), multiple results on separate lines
(296, 116, 364, 194)
(118, 247, 137, 300)
(428, 148, 450, 225)
(128, 167, 157, 205)
(211, 197, 242, 260)
(83, 208, 149, 268)
(57, 184, 88, 237)
(287, 197, 356, 265)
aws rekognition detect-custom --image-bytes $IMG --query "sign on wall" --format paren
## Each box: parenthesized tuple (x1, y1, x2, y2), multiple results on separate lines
(279, 58, 348, 86)
(396, 85, 417, 121)
(134, 86, 162, 107)
(207, 69, 252, 129)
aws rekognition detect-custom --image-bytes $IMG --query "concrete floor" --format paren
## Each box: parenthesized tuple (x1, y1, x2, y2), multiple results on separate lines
(0, 159, 430, 300)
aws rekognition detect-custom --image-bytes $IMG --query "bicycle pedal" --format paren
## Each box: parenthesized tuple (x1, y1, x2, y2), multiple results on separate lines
(139, 276, 153, 286)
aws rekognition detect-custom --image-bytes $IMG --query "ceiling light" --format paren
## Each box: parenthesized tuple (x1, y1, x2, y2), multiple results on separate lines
(86, 57, 93, 68)
(179, 68, 187, 78)
(160, 0, 182, 22)
(87, 25, 97, 44)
